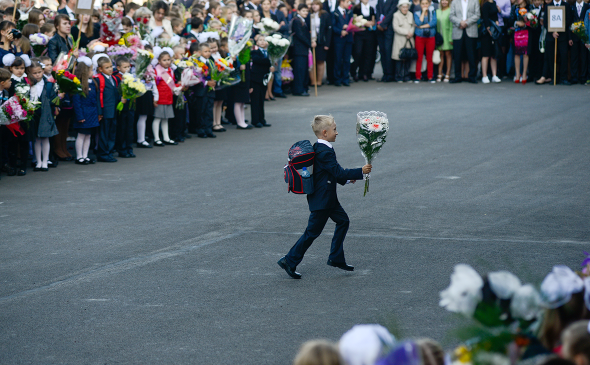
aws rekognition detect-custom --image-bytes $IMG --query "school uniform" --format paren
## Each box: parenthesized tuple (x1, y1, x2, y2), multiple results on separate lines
(4, 76, 30, 172)
(283, 139, 364, 271)
(542, 0, 572, 84)
(72, 79, 100, 135)
(195, 57, 216, 137)
(352, 4, 377, 80)
(95, 73, 120, 161)
(570, 2, 590, 83)
(528, 4, 544, 81)
(324, 0, 339, 84)
(250, 49, 271, 127)
(291, 14, 312, 95)
(332, 6, 354, 86)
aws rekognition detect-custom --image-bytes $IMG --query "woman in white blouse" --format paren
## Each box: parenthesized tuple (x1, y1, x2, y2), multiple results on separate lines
(148, 1, 174, 41)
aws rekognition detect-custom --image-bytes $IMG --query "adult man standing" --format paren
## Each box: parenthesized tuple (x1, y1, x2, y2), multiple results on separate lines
(449, 0, 480, 83)
(376, 0, 397, 82)
(291, 4, 314, 96)
(536, 0, 572, 84)
(57, 0, 77, 20)
(324, 0, 338, 85)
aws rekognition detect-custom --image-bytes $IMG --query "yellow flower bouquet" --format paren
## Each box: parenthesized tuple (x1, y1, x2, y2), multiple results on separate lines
(117, 73, 147, 111)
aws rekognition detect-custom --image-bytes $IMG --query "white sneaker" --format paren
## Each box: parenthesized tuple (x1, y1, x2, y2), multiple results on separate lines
(430, 80, 436, 83)
(491, 76, 501, 83)
(414, 80, 420, 83)
(482, 76, 490, 84)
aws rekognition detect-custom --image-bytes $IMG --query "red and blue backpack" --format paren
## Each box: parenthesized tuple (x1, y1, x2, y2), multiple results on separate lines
(284, 140, 315, 194)
(93, 73, 120, 108)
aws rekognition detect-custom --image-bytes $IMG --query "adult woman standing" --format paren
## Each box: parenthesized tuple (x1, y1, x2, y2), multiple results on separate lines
(351, 0, 376, 82)
(392, 0, 415, 82)
(481, 0, 502, 83)
(435, 0, 453, 82)
(149, 1, 174, 39)
(309, 0, 331, 86)
(72, 14, 100, 49)
(27, 9, 45, 27)
(413, 0, 437, 82)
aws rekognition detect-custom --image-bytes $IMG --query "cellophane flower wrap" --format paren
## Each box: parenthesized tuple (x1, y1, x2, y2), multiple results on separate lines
(253, 17, 280, 35)
(191, 56, 210, 85)
(29, 33, 49, 57)
(356, 111, 388, 196)
(266, 34, 290, 65)
(238, 40, 253, 81)
(14, 83, 41, 126)
(107, 44, 138, 61)
(172, 58, 202, 109)
(210, 55, 240, 90)
(135, 49, 154, 80)
(228, 15, 253, 57)
(100, 9, 123, 46)
(571, 22, 589, 44)
(117, 73, 146, 111)
(348, 15, 368, 33)
(0, 96, 29, 125)
(51, 52, 82, 104)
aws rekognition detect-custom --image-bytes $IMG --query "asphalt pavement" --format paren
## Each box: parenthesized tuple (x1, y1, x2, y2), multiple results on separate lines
(1, 79, 589, 364)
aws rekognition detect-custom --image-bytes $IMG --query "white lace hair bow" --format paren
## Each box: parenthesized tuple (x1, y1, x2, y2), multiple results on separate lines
(20, 54, 31, 67)
(2, 53, 15, 67)
(540, 265, 584, 309)
(92, 53, 110, 72)
(339, 324, 396, 365)
(77, 56, 92, 68)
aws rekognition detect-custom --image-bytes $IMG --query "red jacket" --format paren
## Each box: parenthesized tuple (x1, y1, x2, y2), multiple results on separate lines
(155, 67, 176, 105)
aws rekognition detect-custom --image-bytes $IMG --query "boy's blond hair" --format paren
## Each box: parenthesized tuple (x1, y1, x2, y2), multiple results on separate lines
(293, 340, 342, 365)
(311, 115, 335, 137)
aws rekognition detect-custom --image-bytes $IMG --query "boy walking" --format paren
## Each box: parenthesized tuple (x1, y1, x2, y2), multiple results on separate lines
(278, 115, 372, 279)
(94, 57, 121, 162)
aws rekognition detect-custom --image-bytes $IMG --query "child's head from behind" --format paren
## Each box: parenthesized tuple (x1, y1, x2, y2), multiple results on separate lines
(27, 60, 44, 83)
(562, 321, 590, 365)
(199, 43, 211, 58)
(189, 41, 200, 56)
(0, 68, 12, 90)
(415, 339, 445, 365)
(40, 22, 55, 37)
(209, 19, 222, 30)
(158, 51, 172, 68)
(74, 61, 90, 94)
(293, 340, 342, 365)
(9, 56, 26, 78)
(116, 56, 131, 73)
(97, 56, 113, 76)
(311, 115, 337, 142)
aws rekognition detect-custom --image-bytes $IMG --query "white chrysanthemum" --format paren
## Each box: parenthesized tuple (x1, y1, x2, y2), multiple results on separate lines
(272, 34, 282, 39)
(510, 284, 542, 321)
(367, 123, 384, 132)
(488, 271, 522, 299)
(339, 324, 396, 365)
(540, 265, 584, 309)
(439, 264, 484, 317)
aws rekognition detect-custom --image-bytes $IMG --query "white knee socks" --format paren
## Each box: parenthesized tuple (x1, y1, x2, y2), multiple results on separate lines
(137, 115, 147, 143)
(152, 118, 162, 142)
(35, 138, 49, 168)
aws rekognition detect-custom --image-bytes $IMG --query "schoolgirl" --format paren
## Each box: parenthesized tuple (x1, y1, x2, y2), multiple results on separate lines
(71, 57, 99, 165)
(210, 38, 227, 133)
(136, 44, 155, 148)
(152, 48, 180, 146)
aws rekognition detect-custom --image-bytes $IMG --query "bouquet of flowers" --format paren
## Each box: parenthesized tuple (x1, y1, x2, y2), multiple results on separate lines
(51, 52, 81, 104)
(29, 33, 49, 57)
(356, 111, 388, 196)
(173, 58, 203, 109)
(238, 39, 253, 81)
(135, 15, 151, 37)
(281, 59, 293, 83)
(14, 83, 41, 125)
(254, 17, 280, 35)
(107, 44, 138, 61)
(0, 96, 30, 136)
(100, 9, 123, 46)
(571, 21, 589, 44)
(122, 33, 143, 49)
(156, 38, 179, 49)
(135, 49, 154, 79)
(524, 10, 539, 28)
(117, 73, 146, 111)
(228, 15, 253, 57)
(192, 56, 210, 85)
(348, 15, 368, 33)
(266, 34, 290, 65)
(210, 55, 240, 90)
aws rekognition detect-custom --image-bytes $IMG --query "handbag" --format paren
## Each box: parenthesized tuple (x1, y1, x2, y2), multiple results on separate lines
(399, 39, 418, 60)
(435, 32, 444, 46)
(488, 22, 502, 40)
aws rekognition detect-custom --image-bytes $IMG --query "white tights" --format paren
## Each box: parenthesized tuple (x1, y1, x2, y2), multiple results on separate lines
(137, 115, 147, 143)
(213, 100, 223, 128)
(152, 118, 172, 142)
(234, 103, 247, 128)
(34, 138, 50, 168)
(75, 133, 91, 160)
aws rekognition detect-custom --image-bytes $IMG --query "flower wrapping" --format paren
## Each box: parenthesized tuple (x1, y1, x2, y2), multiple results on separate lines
(117, 73, 146, 111)
(14, 83, 41, 126)
(266, 34, 291, 65)
(29, 33, 49, 57)
(228, 15, 253, 57)
(348, 15, 367, 33)
(571, 21, 589, 44)
(0, 96, 30, 126)
(51, 52, 80, 104)
(107, 44, 138, 61)
(356, 111, 388, 196)
(135, 49, 155, 80)
(100, 9, 123, 46)
(210, 55, 240, 90)
(238, 40, 253, 81)
(253, 17, 280, 35)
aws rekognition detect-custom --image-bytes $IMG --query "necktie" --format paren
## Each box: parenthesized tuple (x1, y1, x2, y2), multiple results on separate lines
(578, 4, 581, 17)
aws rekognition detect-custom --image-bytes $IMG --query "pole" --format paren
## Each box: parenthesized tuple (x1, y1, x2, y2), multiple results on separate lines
(553, 38, 557, 86)
(12, 0, 18, 23)
(312, 47, 317, 97)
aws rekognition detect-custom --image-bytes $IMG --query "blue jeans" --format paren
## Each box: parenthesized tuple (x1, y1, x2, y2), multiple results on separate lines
(273, 56, 283, 94)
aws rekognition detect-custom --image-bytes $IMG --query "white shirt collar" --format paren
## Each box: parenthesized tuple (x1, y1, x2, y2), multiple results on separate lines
(191, 29, 200, 38)
(12, 74, 27, 82)
(249, 1, 258, 9)
(361, 3, 371, 17)
(317, 139, 333, 148)
(554, 0, 561, 5)
(338, 6, 347, 13)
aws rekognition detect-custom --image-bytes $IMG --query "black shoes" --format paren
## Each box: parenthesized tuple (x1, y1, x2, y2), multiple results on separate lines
(261, 122, 271, 127)
(560, 80, 572, 85)
(277, 257, 302, 279)
(163, 140, 178, 145)
(205, 132, 217, 138)
(137, 141, 152, 148)
(294, 92, 310, 96)
(97, 157, 118, 162)
(237, 124, 253, 129)
(275, 93, 287, 98)
(327, 260, 354, 271)
(449, 78, 462, 84)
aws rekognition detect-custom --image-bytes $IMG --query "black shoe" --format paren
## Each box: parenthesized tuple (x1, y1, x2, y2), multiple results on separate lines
(163, 140, 178, 145)
(254, 123, 263, 128)
(213, 128, 227, 132)
(58, 156, 73, 161)
(560, 80, 572, 85)
(237, 124, 254, 129)
(118, 153, 131, 158)
(17, 169, 26, 176)
(205, 132, 217, 138)
(277, 257, 302, 279)
(183, 133, 192, 139)
(261, 122, 271, 127)
(128, 152, 136, 158)
(97, 157, 118, 162)
(333, 83, 342, 87)
(41, 167, 49, 171)
(197, 133, 208, 138)
(275, 93, 287, 98)
(154, 140, 165, 146)
(342, 82, 350, 87)
(363, 76, 369, 82)
(85, 158, 96, 164)
(327, 259, 354, 271)
(33, 166, 43, 171)
(4, 165, 16, 176)
(137, 141, 153, 148)
(221, 118, 231, 125)
(449, 78, 462, 84)
(468, 78, 478, 84)
(75, 158, 86, 165)
(48, 160, 58, 168)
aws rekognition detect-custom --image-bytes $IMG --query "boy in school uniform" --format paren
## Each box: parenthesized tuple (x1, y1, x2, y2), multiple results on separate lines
(278, 115, 372, 279)
(570, 0, 590, 84)
(187, 42, 202, 135)
(94, 57, 121, 162)
(291, 4, 313, 96)
(114, 57, 135, 158)
(195, 43, 218, 138)
(332, 0, 354, 86)
(250, 36, 274, 128)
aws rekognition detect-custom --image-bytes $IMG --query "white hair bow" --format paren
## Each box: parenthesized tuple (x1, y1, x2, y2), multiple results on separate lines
(2, 53, 15, 67)
(20, 54, 31, 67)
(77, 56, 93, 68)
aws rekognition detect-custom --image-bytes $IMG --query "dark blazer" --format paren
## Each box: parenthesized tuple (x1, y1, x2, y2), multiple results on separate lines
(259, 11, 279, 22)
(250, 49, 271, 83)
(315, 11, 333, 47)
(353, 3, 376, 22)
(571, 2, 590, 38)
(274, 9, 290, 36)
(71, 23, 100, 48)
(323, 0, 337, 14)
(376, 0, 398, 30)
(332, 7, 354, 42)
(47, 33, 72, 63)
(96, 75, 120, 119)
(291, 15, 312, 56)
(543, 1, 571, 41)
(307, 143, 363, 212)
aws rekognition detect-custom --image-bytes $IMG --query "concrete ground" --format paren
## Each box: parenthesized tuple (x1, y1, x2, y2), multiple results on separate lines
(1, 79, 589, 364)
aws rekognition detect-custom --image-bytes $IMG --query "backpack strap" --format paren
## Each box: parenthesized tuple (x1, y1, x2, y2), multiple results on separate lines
(93, 74, 105, 108)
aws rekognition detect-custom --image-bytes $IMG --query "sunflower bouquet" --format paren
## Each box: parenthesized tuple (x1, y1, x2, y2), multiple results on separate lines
(117, 73, 146, 111)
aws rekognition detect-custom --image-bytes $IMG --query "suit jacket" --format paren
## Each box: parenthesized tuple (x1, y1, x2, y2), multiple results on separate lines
(96, 75, 120, 119)
(449, 0, 480, 39)
(250, 49, 271, 83)
(307, 143, 363, 212)
(313, 12, 332, 47)
(292, 15, 312, 55)
(543, 1, 571, 41)
(376, 0, 398, 30)
(323, 0, 337, 14)
(47, 33, 72, 63)
(571, 2, 589, 40)
(332, 7, 354, 43)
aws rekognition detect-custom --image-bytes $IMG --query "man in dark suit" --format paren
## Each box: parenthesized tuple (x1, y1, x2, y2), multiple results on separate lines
(537, 0, 572, 84)
(324, 0, 338, 85)
(250, 37, 273, 127)
(291, 4, 314, 96)
(278, 115, 372, 279)
(332, 0, 354, 86)
(57, 0, 77, 20)
(569, 0, 589, 84)
(376, 0, 398, 81)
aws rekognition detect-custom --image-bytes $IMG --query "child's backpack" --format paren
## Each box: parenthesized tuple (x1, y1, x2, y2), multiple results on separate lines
(284, 140, 315, 194)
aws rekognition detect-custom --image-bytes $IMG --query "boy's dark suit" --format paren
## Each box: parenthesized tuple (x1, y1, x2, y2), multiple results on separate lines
(332, 7, 354, 86)
(376, 0, 398, 81)
(193, 58, 216, 136)
(570, 2, 590, 83)
(542, 1, 572, 83)
(284, 141, 363, 270)
(291, 14, 312, 95)
(96, 74, 120, 160)
(250, 49, 271, 127)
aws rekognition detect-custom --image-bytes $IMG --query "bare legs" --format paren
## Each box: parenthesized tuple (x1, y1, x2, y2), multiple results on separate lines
(310, 61, 325, 86)
(514, 54, 529, 82)
(481, 57, 497, 79)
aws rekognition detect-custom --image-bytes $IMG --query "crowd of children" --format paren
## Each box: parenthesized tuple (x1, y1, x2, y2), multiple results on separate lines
(0, 0, 588, 179)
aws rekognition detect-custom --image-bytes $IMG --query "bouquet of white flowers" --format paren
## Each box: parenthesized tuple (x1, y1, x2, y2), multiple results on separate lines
(356, 111, 388, 196)
(254, 17, 280, 35)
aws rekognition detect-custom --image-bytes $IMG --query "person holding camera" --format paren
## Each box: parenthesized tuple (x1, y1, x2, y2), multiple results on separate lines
(0, 21, 23, 68)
